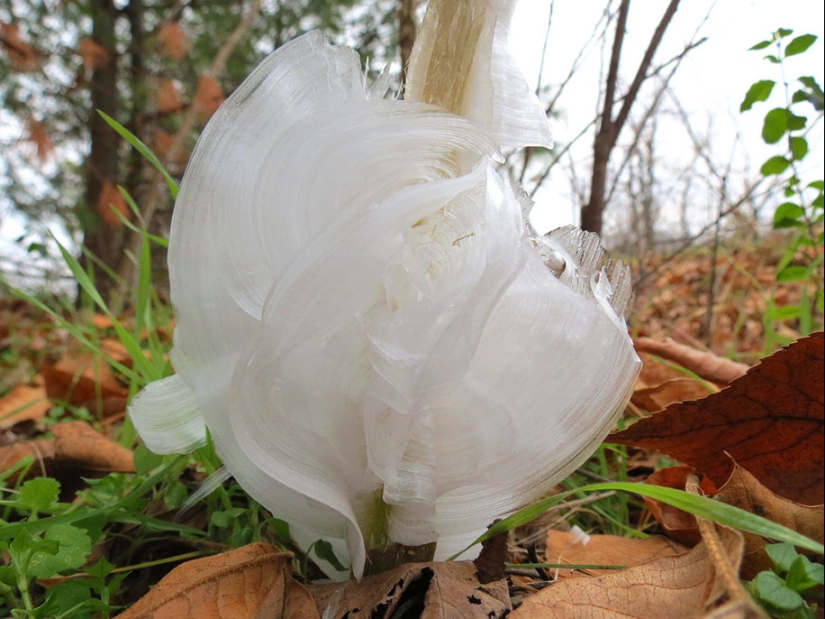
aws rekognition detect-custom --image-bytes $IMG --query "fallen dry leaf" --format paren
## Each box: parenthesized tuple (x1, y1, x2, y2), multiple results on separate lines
(116, 543, 316, 619)
(714, 464, 824, 579)
(193, 75, 224, 121)
(644, 466, 718, 545)
(77, 37, 108, 70)
(308, 561, 510, 619)
(0, 383, 52, 428)
(1, 21, 39, 71)
(635, 351, 694, 389)
(41, 350, 128, 417)
(634, 337, 749, 385)
(157, 79, 181, 114)
(512, 526, 745, 618)
(0, 421, 134, 493)
(632, 378, 716, 413)
(98, 182, 130, 227)
(611, 332, 824, 504)
(24, 118, 54, 164)
(156, 22, 189, 61)
(544, 529, 688, 579)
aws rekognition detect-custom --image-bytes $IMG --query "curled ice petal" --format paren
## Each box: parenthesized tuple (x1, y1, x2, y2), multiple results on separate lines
(128, 374, 206, 455)
(128, 0, 640, 580)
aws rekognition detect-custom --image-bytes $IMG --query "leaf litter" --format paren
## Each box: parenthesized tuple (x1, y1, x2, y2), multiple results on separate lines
(611, 332, 824, 505)
(0, 253, 823, 617)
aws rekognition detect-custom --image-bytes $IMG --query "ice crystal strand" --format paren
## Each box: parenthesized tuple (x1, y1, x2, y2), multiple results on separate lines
(361, 0, 495, 571)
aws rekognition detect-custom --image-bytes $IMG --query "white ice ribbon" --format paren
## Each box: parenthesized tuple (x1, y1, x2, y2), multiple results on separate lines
(128, 0, 640, 579)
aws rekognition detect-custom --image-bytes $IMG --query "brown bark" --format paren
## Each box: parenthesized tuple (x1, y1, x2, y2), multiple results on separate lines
(114, 0, 263, 306)
(81, 0, 123, 303)
(580, 0, 680, 234)
(398, 0, 417, 87)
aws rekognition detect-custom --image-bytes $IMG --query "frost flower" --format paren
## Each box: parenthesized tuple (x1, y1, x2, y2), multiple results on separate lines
(129, 0, 641, 578)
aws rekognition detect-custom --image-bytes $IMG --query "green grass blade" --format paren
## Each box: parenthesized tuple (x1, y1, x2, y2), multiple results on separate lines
(97, 111, 178, 198)
(48, 234, 162, 383)
(116, 186, 169, 248)
(449, 481, 824, 560)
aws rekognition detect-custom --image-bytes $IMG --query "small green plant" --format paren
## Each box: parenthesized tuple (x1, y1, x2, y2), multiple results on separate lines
(748, 543, 824, 619)
(741, 29, 824, 348)
(0, 478, 113, 618)
(0, 115, 294, 615)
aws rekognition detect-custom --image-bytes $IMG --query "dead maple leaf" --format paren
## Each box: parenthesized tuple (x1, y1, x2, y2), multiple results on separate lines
(23, 118, 54, 164)
(0, 421, 134, 495)
(151, 128, 189, 172)
(611, 332, 824, 505)
(0, 383, 52, 428)
(635, 351, 692, 388)
(156, 22, 189, 61)
(1, 21, 38, 71)
(98, 182, 130, 227)
(544, 529, 688, 579)
(715, 464, 824, 579)
(632, 378, 716, 413)
(157, 79, 181, 114)
(634, 337, 749, 385)
(77, 37, 108, 70)
(512, 526, 745, 618)
(41, 350, 128, 417)
(193, 75, 224, 121)
(116, 543, 318, 619)
(643, 466, 718, 545)
(308, 561, 510, 619)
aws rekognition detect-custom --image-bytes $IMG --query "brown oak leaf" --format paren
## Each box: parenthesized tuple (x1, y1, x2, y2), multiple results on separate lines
(512, 526, 745, 619)
(714, 464, 824, 579)
(308, 561, 510, 619)
(116, 543, 316, 619)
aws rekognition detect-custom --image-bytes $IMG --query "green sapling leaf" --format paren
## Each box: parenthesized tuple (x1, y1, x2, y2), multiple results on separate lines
(797, 76, 824, 110)
(163, 480, 189, 510)
(312, 539, 349, 571)
(267, 518, 291, 543)
(787, 111, 807, 131)
(27, 524, 92, 579)
(761, 156, 791, 176)
(773, 202, 805, 228)
(790, 136, 809, 161)
(777, 265, 810, 282)
(87, 557, 115, 580)
(0, 566, 17, 587)
(210, 507, 246, 529)
(38, 580, 99, 619)
(786, 555, 825, 591)
(133, 443, 163, 476)
(762, 108, 789, 143)
(785, 34, 817, 57)
(751, 571, 804, 612)
(18, 478, 60, 514)
(741, 79, 776, 111)
(766, 543, 799, 573)
(749, 39, 773, 51)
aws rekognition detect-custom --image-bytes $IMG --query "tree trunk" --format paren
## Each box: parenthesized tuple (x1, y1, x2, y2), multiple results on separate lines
(398, 0, 417, 87)
(81, 0, 123, 304)
(580, 0, 680, 234)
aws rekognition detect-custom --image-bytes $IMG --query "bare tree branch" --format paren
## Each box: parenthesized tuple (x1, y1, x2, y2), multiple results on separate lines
(581, 0, 680, 234)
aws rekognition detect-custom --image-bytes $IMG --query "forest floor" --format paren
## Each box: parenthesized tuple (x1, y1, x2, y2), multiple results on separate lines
(0, 233, 822, 619)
